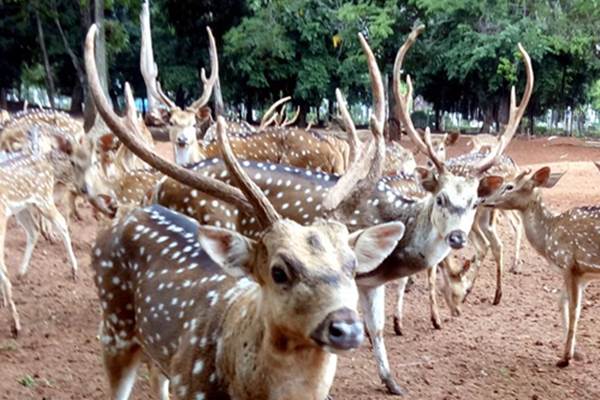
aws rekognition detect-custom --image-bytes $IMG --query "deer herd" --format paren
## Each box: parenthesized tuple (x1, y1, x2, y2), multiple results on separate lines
(0, 5, 598, 399)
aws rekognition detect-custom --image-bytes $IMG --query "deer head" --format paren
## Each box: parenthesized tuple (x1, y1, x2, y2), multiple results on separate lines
(483, 167, 565, 211)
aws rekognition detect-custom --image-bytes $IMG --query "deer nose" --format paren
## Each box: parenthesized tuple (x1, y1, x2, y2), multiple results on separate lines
(446, 230, 467, 249)
(311, 308, 364, 352)
(80, 185, 88, 195)
(176, 137, 188, 147)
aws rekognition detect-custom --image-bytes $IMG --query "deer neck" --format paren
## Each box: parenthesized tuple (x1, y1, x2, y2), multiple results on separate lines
(520, 191, 555, 258)
(219, 287, 334, 400)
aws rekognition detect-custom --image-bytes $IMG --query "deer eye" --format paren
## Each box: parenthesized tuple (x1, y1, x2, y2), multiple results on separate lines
(436, 195, 445, 207)
(271, 266, 289, 284)
(505, 184, 514, 191)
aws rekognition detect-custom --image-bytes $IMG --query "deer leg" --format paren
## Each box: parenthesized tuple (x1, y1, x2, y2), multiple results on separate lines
(0, 216, 19, 337)
(428, 266, 441, 329)
(557, 272, 584, 368)
(103, 342, 143, 400)
(149, 363, 169, 400)
(480, 210, 504, 305)
(39, 203, 78, 279)
(15, 209, 40, 279)
(507, 211, 524, 273)
(360, 284, 406, 396)
(393, 277, 409, 336)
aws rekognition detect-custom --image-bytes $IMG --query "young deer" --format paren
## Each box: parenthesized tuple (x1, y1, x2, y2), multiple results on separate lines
(0, 129, 79, 337)
(86, 25, 406, 398)
(482, 166, 600, 368)
(148, 26, 509, 395)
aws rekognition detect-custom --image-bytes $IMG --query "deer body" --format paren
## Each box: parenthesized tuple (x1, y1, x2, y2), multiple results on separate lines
(483, 167, 600, 367)
(0, 151, 78, 336)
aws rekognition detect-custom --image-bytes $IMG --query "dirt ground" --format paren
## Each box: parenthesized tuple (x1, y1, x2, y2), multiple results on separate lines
(1, 135, 600, 399)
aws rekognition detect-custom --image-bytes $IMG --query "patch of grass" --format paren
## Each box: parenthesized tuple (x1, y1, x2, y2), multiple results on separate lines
(0, 339, 18, 352)
(18, 375, 36, 388)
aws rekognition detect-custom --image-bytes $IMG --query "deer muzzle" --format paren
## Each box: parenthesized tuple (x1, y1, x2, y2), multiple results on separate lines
(446, 230, 467, 249)
(310, 307, 364, 352)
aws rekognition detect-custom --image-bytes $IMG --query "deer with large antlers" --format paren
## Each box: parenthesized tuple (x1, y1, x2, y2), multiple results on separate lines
(434, 45, 533, 308)
(85, 24, 406, 399)
(144, 26, 508, 395)
(481, 166, 600, 368)
(0, 128, 79, 337)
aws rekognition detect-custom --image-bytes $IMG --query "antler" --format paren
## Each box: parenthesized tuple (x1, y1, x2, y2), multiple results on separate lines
(85, 24, 256, 217)
(322, 32, 386, 211)
(216, 116, 280, 226)
(335, 88, 359, 165)
(393, 25, 426, 154)
(473, 43, 534, 174)
(499, 43, 534, 153)
(260, 96, 291, 129)
(393, 25, 447, 173)
(188, 27, 219, 112)
(281, 106, 300, 127)
(139, 0, 176, 109)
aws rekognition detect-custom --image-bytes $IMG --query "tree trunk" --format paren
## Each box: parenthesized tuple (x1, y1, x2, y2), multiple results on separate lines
(528, 106, 534, 137)
(139, 0, 161, 114)
(434, 106, 441, 132)
(70, 82, 84, 114)
(35, 7, 56, 109)
(480, 105, 494, 133)
(0, 88, 6, 109)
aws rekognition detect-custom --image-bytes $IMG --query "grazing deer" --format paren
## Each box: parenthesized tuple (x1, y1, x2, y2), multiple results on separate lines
(145, 26, 508, 395)
(0, 129, 79, 337)
(86, 25, 406, 398)
(468, 133, 499, 154)
(482, 166, 600, 368)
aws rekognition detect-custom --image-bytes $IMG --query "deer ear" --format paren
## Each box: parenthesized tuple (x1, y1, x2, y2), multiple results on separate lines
(542, 170, 565, 188)
(478, 175, 504, 198)
(55, 135, 73, 155)
(197, 226, 256, 277)
(416, 166, 438, 192)
(446, 131, 460, 145)
(530, 166, 554, 187)
(348, 222, 405, 274)
(98, 133, 115, 151)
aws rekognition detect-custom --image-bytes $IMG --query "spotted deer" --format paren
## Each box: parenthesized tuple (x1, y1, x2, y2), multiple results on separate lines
(145, 25, 508, 395)
(482, 166, 600, 368)
(436, 46, 533, 307)
(468, 133, 500, 154)
(86, 25, 406, 399)
(0, 128, 79, 337)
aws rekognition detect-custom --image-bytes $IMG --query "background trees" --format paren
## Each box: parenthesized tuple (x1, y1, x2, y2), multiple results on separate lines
(1, 0, 599, 135)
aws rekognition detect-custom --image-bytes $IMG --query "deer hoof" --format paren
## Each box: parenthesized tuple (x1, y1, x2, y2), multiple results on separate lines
(556, 358, 570, 368)
(431, 316, 442, 330)
(493, 290, 502, 305)
(393, 316, 403, 336)
(11, 322, 20, 338)
(384, 377, 406, 396)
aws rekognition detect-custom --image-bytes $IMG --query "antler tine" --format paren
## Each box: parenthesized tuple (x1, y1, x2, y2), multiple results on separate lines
(275, 103, 287, 126)
(259, 96, 291, 129)
(475, 43, 534, 173)
(216, 116, 280, 227)
(281, 106, 300, 127)
(423, 127, 445, 172)
(188, 27, 219, 112)
(323, 33, 385, 212)
(85, 24, 253, 214)
(139, 1, 176, 109)
(393, 25, 427, 154)
(335, 88, 359, 165)
(155, 81, 177, 109)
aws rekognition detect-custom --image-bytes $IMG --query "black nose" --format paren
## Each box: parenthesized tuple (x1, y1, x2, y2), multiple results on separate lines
(447, 230, 467, 249)
(176, 137, 187, 146)
(311, 307, 364, 352)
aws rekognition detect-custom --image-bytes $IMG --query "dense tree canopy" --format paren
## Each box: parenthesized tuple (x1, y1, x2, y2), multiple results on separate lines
(0, 0, 599, 134)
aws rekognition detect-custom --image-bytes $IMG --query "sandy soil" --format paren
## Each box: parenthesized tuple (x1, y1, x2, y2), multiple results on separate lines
(1, 136, 600, 399)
